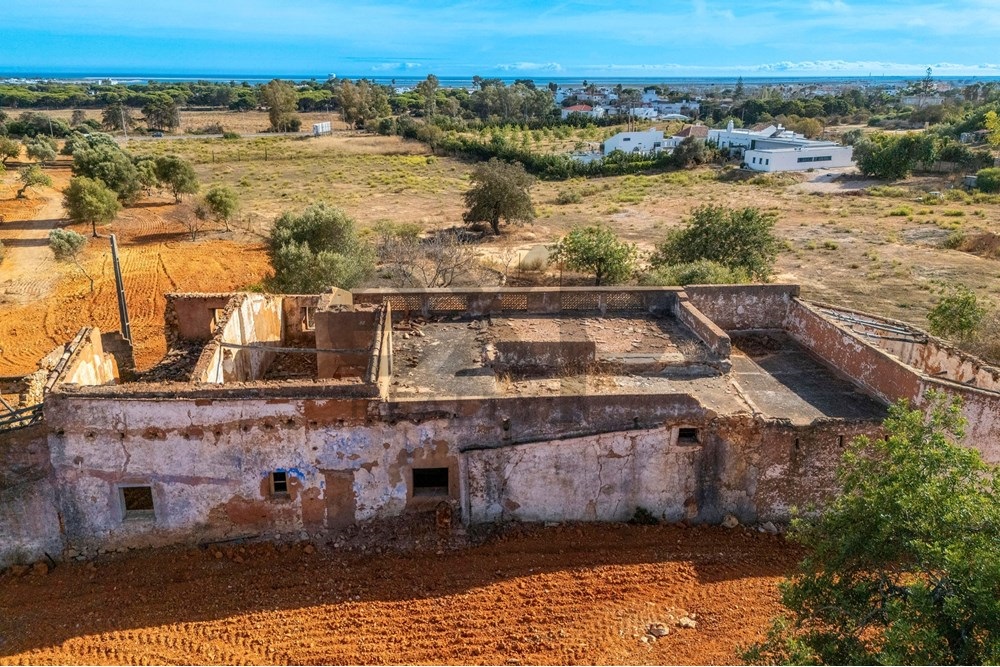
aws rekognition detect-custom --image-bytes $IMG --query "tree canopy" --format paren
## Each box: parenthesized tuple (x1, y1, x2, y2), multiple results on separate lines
(63, 175, 121, 237)
(652, 205, 779, 281)
(551, 224, 638, 286)
(462, 158, 535, 235)
(742, 394, 1000, 666)
(153, 155, 199, 202)
(261, 79, 300, 132)
(266, 203, 375, 293)
(16, 165, 52, 198)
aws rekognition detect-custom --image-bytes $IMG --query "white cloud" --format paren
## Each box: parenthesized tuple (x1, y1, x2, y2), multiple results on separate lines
(370, 62, 423, 71)
(494, 62, 563, 72)
(808, 0, 850, 12)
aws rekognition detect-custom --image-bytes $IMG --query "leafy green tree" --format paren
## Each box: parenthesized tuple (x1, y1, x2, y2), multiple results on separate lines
(201, 185, 239, 231)
(70, 110, 87, 127)
(641, 259, 749, 286)
(24, 136, 56, 164)
(463, 158, 535, 235)
(153, 155, 199, 202)
(261, 79, 300, 132)
(72, 143, 141, 204)
(669, 136, 709, 168)
(854, 132, 937, 180)
(48, 228, 94, 292)
(742, 394, 1000, 666)
(927, 286, 986, 340)
(15, 165, 52, 198)
(266, 203, 375, 293)
(984, 110, 1000, 149)
(652, 205, 780, 281)
(415, 74, 440, 117)
(0, 136, 21, 165)
(101, 101, 137, 132)
(63, 175, 121, 237)
(976, 166, 1000, 193)
(337, 79, 392, 128)
(142, 94, 180, 132)
(551, 224, 638, 286)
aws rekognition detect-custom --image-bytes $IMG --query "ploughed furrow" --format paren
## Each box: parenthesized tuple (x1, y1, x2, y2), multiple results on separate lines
(0, 525, 798, 665)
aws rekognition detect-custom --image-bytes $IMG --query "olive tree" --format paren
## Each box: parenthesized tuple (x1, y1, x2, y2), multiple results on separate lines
(15, 165, 52, 198)
(742, 394, 1000, 666)
(49, 228, 94, 292)
(63, 176, 121, 237)
(652, 205, 780, 282)
(201, 185, 239, 231)
(266, 203, 375, 293)
(153, 155, 199, 202)
(551, 224, 638, 285)
(463, 158, 535, 235)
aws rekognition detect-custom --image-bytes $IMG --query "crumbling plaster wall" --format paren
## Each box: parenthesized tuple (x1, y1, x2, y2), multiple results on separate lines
(686, 284, 798, 330)
(60, 328, 118, 387)
(193, 294, 284, 384)
(0, 425, 63, 566)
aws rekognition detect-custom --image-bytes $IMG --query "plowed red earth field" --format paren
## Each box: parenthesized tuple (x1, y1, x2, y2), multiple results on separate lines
(0, 524, 799, 665)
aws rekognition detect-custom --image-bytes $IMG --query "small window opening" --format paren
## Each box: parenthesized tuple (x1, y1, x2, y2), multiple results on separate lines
(121, 486, 154, 519)
(794, 437, 800, 451)
(271, 471, 289, 496)
(301, 306, 316, 331)
(413, 467, 449, 497)
(837, 435, 845, 448)
(678, 427, 699, 444)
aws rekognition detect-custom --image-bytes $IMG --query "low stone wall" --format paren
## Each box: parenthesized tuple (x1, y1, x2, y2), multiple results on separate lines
(491, 340, 597, 376)
(674, 294, 731, 359)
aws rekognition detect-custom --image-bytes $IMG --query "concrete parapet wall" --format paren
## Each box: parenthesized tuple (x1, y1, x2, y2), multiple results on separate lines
(193, 294, 285, 384)
(686, 284, 799, 330)
(674, 293, 732, 359)
(492, 340, 597, 375)
(60, 328, 119, 388)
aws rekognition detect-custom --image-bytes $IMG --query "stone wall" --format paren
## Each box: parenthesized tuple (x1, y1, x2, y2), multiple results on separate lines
(0, 425, 63, 566)
(60, 327, 119, 387)
(686, 284, 799, 330)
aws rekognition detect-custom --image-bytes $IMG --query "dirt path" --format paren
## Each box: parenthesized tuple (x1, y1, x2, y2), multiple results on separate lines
(0, 170, 68, 306)
(0, 524, 798, 665)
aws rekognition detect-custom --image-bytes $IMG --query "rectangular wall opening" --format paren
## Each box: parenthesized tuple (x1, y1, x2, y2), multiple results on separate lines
(678, 427, 699, 444)
(412, 467, 449, 497)
(120, 486, 154, 520)
(270, 471, 288, 496)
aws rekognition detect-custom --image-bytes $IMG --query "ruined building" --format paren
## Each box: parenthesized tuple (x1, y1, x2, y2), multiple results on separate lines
(2, 284, 1000, 564)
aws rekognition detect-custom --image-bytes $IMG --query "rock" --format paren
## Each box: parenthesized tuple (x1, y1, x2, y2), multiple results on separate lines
(759, 521, 778, 535)
(640, 635, 653, 644)
(722, 514, 739, 529)
(303, 544, 315, 555)
(66, 548, 79, 559)
(32, 561, 49, 576)
(8, 564, 29, 577)
(647, 623, 670, 637)
(678, 617, 697, 629)
(213, 550, 223, 560)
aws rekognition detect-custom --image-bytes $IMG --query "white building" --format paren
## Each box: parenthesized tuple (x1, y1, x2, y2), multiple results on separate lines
(561, 104, 607, 120)
(708, 121, 804, 155)
(603, 128, 665, 156)
(744, 139, 854, 172)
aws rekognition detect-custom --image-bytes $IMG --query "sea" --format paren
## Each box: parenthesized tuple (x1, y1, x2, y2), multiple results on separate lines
(3, 71, 999, 89)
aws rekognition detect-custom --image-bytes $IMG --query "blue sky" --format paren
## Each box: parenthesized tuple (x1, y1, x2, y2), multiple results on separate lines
(3, 0, 1000, 78)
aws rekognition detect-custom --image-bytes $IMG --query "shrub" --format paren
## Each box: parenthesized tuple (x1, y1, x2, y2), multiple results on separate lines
(266, 203, 375, 293)
(555, 189, 582, 205)
(221, 131, 241, 140)
(651, 205, 780, 281)
(976, 167, 1000, 194)
(927, 286, 985, 340)
(550, 224, 638, 286)
(641, 260, 749, 286)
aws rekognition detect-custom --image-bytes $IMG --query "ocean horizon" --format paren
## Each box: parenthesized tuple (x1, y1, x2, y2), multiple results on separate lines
(4, 70, 1000, 88)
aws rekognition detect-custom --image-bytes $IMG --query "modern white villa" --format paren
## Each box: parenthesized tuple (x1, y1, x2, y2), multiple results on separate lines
(602, 128, 665, 155)
(744, 139, 854, 172)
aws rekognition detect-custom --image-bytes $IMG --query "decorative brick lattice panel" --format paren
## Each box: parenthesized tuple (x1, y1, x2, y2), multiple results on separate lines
(385, 294, 424, 312)
(605, 292, 646, 311)
(560, 292, 600, 311)
(499, 293, 529, 312)
(428, 294, 468, 312)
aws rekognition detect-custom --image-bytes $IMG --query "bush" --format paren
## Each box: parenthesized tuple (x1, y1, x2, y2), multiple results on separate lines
(927, 286, 985, 340)
(742, 394, 1000, 666)
(555, 189, 582, 205)
(651, 205, 780, 281)
(266, 203, 375, 293)
(221, 131, 240, 140)
(641, 260, 749, 286)
(550, 224, 638, 286)
(976, 167, 1000, 194)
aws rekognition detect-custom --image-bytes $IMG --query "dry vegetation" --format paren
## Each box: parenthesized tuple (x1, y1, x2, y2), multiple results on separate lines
(3, 120, 1000, 375)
